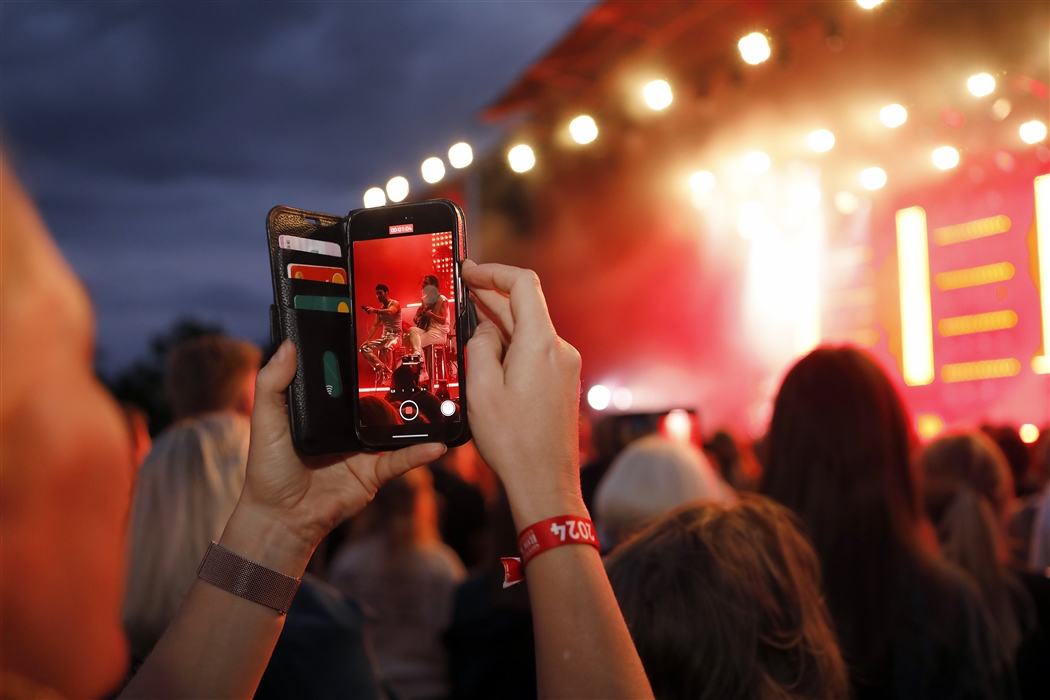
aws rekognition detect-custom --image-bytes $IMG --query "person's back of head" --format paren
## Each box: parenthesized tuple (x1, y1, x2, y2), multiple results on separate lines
(923, 433, 1032, 657)
(165, 335, 261, 420)
(759, 346, 919, 679)
(357, 467, 439, 550)
(981, 425, 1034, 496)
(595, 435, 734, 547)
(606, 495, 849, 700)
(123, 412, 250, 660)
(924, 432, 1014, 522)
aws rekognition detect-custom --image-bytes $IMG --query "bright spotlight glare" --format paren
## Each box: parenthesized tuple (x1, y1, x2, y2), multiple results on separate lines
(738, 33, 771, 65)
(834, 191, 859, 215)
(967, 73, 996, 97)
(880, 104, 908, 128)
(569, 115, 599, 144)
(808, 129, 835, 153)
(421, 157, 445, 184)
(363, 187, 386, 208)
(664, 409, 692, 444)
(612, 387, 633, 411)
(792, 183, 822, 207)
(643, 80, 673, 110)
(860, 167, 887, 191)
(743, 151, 771, 175)
(932, 146, 960, 170)
(448, 142, 473, 168)
(857, 0, 883, 8)
(587, 385, 611, 410)
(1020, 120, 1048, 144)
(386, 176, 409, 203)
(689, 170, 716, 193)
(1020, 423, 1040, 443)
(508, 144, 536, 173)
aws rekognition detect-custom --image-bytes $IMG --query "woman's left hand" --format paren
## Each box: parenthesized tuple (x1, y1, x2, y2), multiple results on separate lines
(220, 340, 445, 574)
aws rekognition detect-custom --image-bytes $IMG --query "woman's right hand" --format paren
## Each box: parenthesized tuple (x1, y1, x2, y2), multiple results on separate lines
(461, 261, 588, 527)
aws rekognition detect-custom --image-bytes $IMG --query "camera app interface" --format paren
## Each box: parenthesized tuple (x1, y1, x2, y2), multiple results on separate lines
(354, 230, 461, 434)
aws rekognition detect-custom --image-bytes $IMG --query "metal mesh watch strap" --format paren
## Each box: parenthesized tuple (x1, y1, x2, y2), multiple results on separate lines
(197, 542, 301, 614)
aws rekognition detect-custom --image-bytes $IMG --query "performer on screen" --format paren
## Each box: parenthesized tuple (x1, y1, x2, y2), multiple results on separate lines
(360, 284, 401, 380)
(409, 275, 449, 382)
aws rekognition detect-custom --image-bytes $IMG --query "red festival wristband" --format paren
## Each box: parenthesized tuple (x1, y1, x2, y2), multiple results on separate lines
(501, 515, 599, 587)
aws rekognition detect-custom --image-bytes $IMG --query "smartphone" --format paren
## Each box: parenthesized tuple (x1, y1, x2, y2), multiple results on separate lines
(346, 200, 473, 450)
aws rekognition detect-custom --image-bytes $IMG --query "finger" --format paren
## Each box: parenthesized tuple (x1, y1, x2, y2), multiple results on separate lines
(470, 286, 514, 336)
(465, 320, 506, 393)
(251, 340, 297, 446)
(461, 263, 554, 339)
(372, 442, 446, 486)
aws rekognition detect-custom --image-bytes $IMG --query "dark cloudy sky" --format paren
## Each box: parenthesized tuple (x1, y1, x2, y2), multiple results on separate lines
(2, 1, 593, 372)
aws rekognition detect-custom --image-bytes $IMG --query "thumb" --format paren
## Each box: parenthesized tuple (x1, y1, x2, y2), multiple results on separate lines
(251, 340, 297, 445)
(465, 320, 505, 391)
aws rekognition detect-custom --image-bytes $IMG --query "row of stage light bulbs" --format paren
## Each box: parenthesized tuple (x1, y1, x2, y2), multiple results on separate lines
(362, 142, 474, 208)
(363, 0, 1047, 208)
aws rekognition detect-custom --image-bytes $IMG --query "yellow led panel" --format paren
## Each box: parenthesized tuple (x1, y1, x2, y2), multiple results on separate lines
(933, 215, 1010, 246)
(1036, 175, 1050, 362)
(934, 262, 1014, 291)
(938, 310, 1018, 336)
(896, 207, 935, 385)
(941, 358, 1021, 383)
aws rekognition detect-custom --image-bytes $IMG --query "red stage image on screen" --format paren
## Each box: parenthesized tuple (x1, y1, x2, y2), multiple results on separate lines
(353, 231, 460, 428)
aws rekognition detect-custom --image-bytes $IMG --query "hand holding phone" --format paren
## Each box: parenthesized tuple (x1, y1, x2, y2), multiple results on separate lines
(461, 262, 586, 526)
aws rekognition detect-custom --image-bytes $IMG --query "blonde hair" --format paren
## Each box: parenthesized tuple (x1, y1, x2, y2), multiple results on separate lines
(123, 412, 249, 659)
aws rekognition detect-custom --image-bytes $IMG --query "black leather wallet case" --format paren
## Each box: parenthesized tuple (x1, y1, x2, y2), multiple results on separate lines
(267, 206, 362, 455)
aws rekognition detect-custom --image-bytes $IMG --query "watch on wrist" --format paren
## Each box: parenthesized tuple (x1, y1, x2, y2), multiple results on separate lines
(197, 541, 301, 614)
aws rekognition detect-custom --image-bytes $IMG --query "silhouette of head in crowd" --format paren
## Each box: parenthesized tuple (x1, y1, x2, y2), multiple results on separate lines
(166, 334, 261, 420)
(606, 496, 849, 700)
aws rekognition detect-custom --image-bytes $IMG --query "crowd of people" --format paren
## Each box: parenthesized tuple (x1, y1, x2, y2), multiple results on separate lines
(4, 151, 1050, 700)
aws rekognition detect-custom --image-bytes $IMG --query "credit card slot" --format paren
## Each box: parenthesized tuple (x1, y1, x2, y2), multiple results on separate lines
(279, 248, 347, 268)
(278, 306, 359, 454)
(286, 278, 352, 301)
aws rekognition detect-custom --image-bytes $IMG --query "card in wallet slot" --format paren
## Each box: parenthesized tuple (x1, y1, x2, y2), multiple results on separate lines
(294, 295, 351, 313)
(279, 235, 341, 257)
(288, 264, 347, 284)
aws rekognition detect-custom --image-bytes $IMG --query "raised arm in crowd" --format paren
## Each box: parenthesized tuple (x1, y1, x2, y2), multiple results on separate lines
(2, 152, 651, 699)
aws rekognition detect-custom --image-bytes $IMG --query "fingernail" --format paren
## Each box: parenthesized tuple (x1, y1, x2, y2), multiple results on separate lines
(274, 340, 290, 363)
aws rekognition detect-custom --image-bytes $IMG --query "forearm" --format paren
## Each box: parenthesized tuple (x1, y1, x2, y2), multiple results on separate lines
(120, 506, 313, 700)
(508, 488, 653, 700)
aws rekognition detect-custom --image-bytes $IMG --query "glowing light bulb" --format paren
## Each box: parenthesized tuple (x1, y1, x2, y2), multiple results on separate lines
(569, 115, 598, 144)
(738, 33, 771, 65)
(421, 157, 445, 184)
(932, 146, 960, 170)
(386, 176, 409, 203)
(743, 151, 771, 175)
(1020, 424, 1040, 443)
(860, 167, 887, 190)
(808, 129, 835, 153)
(880, 104, 908, 128)
(363, 187, 386, 208)
(587, 385, 610, 410)
(857, 0, 883, 8)
(643, 80, 673, 110)
(612, 387, 633, 411)
(967, 73, 996, 97)
(1020, 120, 1048, 144)
(916, 414, 944, 440)
(508, 144, 535, 173)
(689, 170, 716, 193)
(448, 142, 473, 168)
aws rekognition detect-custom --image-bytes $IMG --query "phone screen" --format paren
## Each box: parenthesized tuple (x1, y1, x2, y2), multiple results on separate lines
(349, 202, 467, 448)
